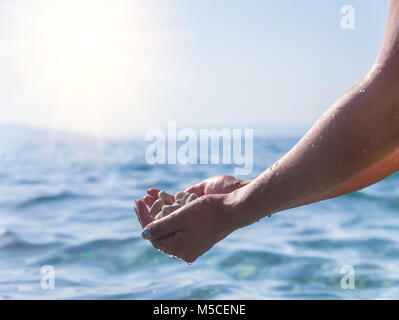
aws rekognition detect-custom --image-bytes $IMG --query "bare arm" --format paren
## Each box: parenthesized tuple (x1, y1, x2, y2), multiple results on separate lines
(290, 0, 399, 205)
(228, 0, 399, 226)
(296, 150, 399, 206)
(137, 1, 399, 263)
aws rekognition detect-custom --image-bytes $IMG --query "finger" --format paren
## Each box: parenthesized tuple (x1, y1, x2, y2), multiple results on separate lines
(136, 199, 154, 228)
(141, 208, 184, 240)
(185, 183, 205, 196)
(133, 203, 143, 226)
(147, 188, 161, 198)
(143, 195, 156, 207)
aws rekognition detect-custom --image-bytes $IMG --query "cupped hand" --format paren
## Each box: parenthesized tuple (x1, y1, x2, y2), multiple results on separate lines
(135, 193, 238, 263)
(133, 175, 250, 263)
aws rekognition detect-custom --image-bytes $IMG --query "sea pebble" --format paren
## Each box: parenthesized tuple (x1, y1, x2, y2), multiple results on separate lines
(152, 190, 199, 220)
(175, 191, 187, 200)
(182, 193, 190, 204)
(149, 199, 164, 217)
(161, 204, 181, 217)
(158, 190, 174, 205)
(155, 211, 164, 220)
(186, 193, 198, 203)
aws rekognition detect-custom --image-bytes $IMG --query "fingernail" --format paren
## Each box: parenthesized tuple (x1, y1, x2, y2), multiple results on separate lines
(141, 228, 151, 239)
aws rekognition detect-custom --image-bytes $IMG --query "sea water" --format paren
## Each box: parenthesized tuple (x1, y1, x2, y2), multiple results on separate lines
(1, 126, 399, 299)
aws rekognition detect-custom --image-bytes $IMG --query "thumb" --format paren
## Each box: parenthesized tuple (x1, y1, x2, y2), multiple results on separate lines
(185, 182, 205, 196)
(141, 210, 184, 240)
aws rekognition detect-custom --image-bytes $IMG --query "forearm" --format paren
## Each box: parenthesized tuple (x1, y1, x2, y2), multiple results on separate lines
(238, 135, 399, 208)
(223, 1, 399, 227)
(296, 150, 399, 206)
(283, 0, 399, 207)
(226, 71, 399, 227)
(236, 135, 399, 211)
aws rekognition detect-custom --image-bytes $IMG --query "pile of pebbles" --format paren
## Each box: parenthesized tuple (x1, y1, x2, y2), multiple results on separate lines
(150, 190, 198, 220)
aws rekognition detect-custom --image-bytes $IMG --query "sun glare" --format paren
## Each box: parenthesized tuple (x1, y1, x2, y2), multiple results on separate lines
(3, 0, 174, 136)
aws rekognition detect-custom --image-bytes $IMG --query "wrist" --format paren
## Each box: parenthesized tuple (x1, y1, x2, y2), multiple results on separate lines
(224, 176, 280, 230)
(222, 184, 259, 231)
(204, 193, 240, 236)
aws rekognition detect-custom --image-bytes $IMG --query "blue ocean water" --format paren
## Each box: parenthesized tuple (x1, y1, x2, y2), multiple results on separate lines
(1, 126, 399, 299)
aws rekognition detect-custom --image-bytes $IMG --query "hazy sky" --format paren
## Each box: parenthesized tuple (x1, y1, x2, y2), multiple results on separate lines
(0, 0, 391, 137)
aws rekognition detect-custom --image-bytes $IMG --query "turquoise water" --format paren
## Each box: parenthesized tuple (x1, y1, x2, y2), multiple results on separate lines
(1, 127, 399, 299)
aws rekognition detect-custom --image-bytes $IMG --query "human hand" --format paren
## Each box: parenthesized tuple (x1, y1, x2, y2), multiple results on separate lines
(134, 175, 250, 263)
(135, 193, 238, 263)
